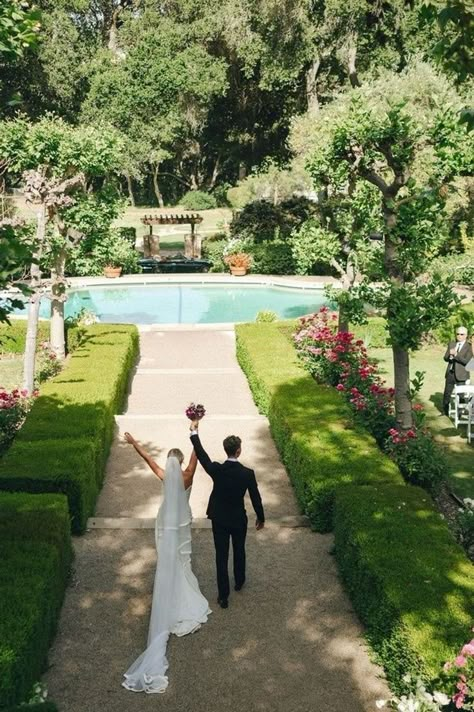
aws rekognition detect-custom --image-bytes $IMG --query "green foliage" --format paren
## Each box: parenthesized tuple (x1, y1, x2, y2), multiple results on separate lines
(421, 0, 474, 81)
(0, 325, 139, 533)
(248, 240, 295, 274)
(334, 484, 474, 692)
(235, 322, 402, 532)
(180, 190, 217, 210)
(433, 302, 474, 343)
(202, 238, 227, 272)
(0, 492, 72, 709)
(428, 251, 474, 287)
(0, 223, 32, 324)
(69, 228, 140, 276)
(231, 200, 285, 242)
(255, 310, 277, 323)
(0, 1, 41, 61)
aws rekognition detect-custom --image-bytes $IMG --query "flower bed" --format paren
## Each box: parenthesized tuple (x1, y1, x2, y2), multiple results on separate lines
(235, 322, 402, 532)
(0, 492, 72, 710)
(293, 308, 448, 494)
(0, 387, 37, 455)
(0, 324, 139, 533)
(334, 484, 474, 697)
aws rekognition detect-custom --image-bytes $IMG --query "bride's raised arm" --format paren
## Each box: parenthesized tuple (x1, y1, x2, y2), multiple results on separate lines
(123, 432, 165, 480)
(183, 449, 198, 489)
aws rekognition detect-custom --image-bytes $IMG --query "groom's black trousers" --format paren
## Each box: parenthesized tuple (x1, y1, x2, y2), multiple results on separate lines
(211, 520, 247, 600)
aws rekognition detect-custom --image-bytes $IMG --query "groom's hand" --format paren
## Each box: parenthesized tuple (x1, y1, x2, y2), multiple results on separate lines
(255, 519, 264, 531)
(189, 419, 199, 432)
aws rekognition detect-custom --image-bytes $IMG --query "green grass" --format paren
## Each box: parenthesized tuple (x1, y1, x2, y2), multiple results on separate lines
(0, 493, 72, 710)
(235, 322, 403, 531)
(334, 484, 474, 693)
(374, 346, 474, 499)
(12, 197, 232, 245)
(0, 324, 139, 532)
(0, 356, 23, 389)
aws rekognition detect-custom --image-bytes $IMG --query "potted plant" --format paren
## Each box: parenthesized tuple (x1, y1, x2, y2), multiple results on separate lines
(224, 252, 252, 276)
(90, 229, 140, 278)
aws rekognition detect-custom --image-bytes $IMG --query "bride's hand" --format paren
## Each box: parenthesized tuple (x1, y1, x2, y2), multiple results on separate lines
(124, 432, 135, 444)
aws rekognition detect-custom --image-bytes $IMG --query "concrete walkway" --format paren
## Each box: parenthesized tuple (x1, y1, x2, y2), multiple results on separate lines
(44, 327, 388, 712)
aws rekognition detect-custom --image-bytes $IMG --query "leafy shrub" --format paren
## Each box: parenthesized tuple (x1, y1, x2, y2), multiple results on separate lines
(180, 190, 217, 210)
(235, 322, 402, 531)
(227, 184, 253, 208)
(0, 493, 72, 709)
(202, 238, 227, 272)
(248, 240, 295, 274)
(231, 200, 283, 242)
(68, 229, 140, 276)
(432, 302, 474, 344)
(0, 325, 139, 533)
(334, 484, 474, 693)
(294, 308, 448, 494)
(35, 341, 62, 383)
(456, 498, 474, 550)
(256, 310, 277, 323)
(117, 226, 137, 245)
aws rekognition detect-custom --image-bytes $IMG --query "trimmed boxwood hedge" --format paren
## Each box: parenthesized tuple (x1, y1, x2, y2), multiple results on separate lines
(0, 324, 139, 533)
(334, 484, 474, 692)
(235, 323, 402, 531)
(0, 493, 72, 710)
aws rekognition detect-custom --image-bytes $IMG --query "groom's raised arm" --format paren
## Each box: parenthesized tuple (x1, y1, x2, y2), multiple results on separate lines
(190, 432, 217, 479)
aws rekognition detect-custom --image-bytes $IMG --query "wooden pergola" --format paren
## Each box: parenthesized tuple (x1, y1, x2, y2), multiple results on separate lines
(141, 213, 204, 259)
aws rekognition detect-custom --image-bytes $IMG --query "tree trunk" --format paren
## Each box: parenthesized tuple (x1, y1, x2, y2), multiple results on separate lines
(152, 164, 164, 208)
(306, 57, 321, 115)
(50, 247, 67, 360)
(23, 204, 45, 393)
(238, 161, 247, 181)
(209, 155, 221, 190)
(392, 345, 413, 430)
(126, 173, 135, 206)
(347, 34, 361, 88)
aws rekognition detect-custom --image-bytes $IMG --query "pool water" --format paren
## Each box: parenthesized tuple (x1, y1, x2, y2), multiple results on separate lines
(25, 284, 328, 324)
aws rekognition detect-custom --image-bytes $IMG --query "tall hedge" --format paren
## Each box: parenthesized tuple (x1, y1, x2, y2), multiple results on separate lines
(334, 484, 474, 692)
(0, 324, 139, 532)
(0, 493, 72, 710)
(235, 323, 402, 531)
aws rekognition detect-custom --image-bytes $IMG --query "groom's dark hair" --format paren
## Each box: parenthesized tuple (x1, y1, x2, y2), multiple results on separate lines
(223, 435, 241, 457)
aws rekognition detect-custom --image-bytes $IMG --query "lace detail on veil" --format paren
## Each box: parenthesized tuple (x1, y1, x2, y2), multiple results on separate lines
(122, 457, 211, 693)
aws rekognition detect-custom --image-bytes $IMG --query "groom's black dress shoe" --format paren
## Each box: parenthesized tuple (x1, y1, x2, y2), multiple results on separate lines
(234, 583, 245, 592)
(217, 598, 228, 609)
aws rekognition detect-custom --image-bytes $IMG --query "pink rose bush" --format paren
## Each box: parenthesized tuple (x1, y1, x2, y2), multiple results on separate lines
(0, 386, 37, 454)
(440, 635, 474, 710)
(294, 307, 447, 493)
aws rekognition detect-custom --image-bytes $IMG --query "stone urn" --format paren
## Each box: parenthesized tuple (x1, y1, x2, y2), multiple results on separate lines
(103, 266, 122, 278)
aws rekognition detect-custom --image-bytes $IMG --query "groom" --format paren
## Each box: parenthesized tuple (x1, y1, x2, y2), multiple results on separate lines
(189, 420, 264, 609)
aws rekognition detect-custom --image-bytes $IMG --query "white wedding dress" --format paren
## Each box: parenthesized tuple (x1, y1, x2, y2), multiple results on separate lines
(122, 456, 211, 693)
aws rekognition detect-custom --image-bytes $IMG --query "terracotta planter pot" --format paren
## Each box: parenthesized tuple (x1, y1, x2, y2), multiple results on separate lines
(103, 266, 122, 278)
(230, 267, 247, 276)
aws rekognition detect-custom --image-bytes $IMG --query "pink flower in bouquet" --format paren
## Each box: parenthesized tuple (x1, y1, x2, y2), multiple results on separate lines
(185, 403, 206, 420)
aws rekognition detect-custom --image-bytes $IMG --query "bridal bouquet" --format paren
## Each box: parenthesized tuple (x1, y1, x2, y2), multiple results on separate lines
(185, 403, 206, 420)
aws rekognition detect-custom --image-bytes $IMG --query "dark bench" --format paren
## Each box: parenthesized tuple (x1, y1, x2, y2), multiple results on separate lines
(139, 257, 211, 274)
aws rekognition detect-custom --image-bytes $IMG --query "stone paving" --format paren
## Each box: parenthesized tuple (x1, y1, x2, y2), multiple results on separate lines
(44, 327, 388, 712)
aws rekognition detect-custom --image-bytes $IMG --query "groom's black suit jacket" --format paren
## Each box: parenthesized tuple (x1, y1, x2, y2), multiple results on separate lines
(190, 433, 264, 528)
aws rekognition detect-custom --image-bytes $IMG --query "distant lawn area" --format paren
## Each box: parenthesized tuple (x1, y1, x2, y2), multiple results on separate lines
(11, 197, 232, 252)
(0, 356, 23, 389)
(374, 345, 474, 500)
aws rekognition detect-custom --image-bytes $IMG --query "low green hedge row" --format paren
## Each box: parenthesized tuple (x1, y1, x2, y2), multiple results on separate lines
(236, 322, 474, 691)
(235, 323, 402, 532)
(0, 493, 72, 710)
(334, 485, 474, 693)
(0, 324, 139, 533)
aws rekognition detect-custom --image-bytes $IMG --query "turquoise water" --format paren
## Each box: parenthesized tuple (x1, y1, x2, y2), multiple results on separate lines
(19, 284, 327, 324)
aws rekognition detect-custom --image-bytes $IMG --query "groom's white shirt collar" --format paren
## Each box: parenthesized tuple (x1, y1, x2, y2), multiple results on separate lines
(226, 457, 239, 462)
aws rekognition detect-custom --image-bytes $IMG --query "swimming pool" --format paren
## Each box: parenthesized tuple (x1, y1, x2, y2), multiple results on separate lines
(17, 283, 328, 324)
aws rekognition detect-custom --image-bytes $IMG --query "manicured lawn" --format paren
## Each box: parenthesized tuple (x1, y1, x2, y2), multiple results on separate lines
(0, 357, 23, 389)
(374, 346, 474, 500)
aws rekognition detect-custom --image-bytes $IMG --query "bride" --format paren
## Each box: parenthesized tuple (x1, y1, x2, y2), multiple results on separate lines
(121, 432, 211, 693)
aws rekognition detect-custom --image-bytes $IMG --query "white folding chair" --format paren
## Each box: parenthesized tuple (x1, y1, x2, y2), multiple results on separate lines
(452, 384, 474, 429)
(467, 400, 473, 445)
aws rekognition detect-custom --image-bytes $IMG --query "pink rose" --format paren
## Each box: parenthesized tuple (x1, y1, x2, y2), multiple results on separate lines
(461, 642, 474, 656)
(454, 655, 467, 667)
(336, 384, 345, 391)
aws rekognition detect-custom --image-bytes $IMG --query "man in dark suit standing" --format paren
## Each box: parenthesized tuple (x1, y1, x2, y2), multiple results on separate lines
(442, 325, 473, 415)
(190, 420, 264, 609)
